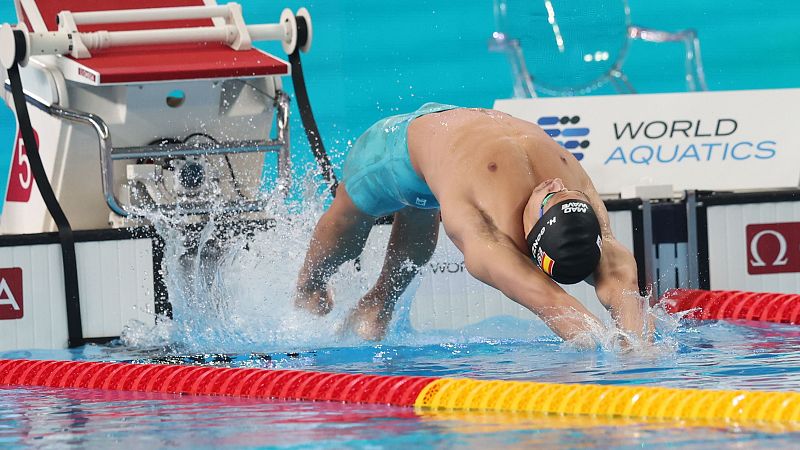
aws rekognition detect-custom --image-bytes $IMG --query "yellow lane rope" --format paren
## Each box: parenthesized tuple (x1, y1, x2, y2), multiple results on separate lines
(414, 378, 800, 423)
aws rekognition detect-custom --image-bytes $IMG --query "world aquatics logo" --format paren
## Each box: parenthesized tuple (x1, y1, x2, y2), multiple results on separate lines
(537, 116, 590, 161)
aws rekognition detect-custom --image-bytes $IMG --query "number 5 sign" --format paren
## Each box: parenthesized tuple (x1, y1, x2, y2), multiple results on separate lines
(6, 129, 37, 203)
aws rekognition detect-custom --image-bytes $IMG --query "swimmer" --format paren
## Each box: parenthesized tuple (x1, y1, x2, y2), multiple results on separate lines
(295, 103, 650, 343)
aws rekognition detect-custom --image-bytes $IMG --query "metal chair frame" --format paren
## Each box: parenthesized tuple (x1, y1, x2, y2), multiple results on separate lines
(490, 0, 708, 97)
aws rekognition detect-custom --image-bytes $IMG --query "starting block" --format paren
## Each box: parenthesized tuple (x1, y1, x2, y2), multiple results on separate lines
(0, 0, 320, 350)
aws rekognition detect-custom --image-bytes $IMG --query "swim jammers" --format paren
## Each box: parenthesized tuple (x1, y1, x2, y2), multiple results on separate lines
(342, 102, 459, 216)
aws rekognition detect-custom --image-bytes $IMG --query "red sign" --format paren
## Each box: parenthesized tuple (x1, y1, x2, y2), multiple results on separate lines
(746, 222, 800, 275)
(6, 129, 37, 203)
(0, 268, 23, 320)
(78, 67, 97, 83)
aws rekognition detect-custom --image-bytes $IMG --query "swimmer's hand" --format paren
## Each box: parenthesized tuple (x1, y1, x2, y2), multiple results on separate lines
(616, 320, 660, 353)
(562, 317, 656, 353)
(294, 285, 334, 316)
(565, 331, 653, 353)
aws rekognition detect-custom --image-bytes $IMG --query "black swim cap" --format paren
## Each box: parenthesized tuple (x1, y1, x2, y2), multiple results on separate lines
(526, 199, 602, 284)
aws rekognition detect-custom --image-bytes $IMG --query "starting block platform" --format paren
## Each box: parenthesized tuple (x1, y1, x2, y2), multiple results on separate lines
(21, 0, 290, 85)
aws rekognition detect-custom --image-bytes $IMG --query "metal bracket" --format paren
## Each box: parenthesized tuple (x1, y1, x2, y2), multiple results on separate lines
(685, 190, 700, 289)
(640, 200, 656, 295)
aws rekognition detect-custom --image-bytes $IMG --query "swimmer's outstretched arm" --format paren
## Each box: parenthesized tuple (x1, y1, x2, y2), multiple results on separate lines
(442, 205, 604, 343)
(580, 185, 654, 342)
(592, 237, 654, 341)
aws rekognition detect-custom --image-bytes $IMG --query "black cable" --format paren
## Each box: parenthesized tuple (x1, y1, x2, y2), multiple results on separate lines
(221, 154, 246, 199)
(7, 30, 83, 347)
(183, 132, 218, 144)
(290, 16, 366, 271)
(289, 16, 338, 198)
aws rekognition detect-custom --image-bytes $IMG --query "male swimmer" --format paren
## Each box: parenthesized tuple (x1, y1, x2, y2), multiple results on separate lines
(295, 103, 649, 343)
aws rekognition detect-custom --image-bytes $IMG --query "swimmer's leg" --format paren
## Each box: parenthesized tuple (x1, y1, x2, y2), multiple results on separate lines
(347, 207, 440, 340)
(296, 184, 375, 315)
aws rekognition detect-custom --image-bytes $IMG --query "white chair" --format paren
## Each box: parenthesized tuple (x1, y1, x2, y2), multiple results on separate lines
(490, 0, 708, 97)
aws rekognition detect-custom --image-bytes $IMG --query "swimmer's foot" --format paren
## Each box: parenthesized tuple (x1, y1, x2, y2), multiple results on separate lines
(340, 293, 392, 341)
(341, 308, 387, 341)
(294, 286, 334, 316)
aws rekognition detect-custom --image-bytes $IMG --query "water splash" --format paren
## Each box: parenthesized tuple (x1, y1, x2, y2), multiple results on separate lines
(553, 290, 682, 357)
(120, 170, 682, 357)
(121, 170, 406, 353)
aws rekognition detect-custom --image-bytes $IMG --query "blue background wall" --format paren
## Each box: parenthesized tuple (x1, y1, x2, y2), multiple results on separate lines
(1, 1, 798, 209)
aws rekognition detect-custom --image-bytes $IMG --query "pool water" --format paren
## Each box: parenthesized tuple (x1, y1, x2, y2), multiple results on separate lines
(1, 2, 799, 448)
(3, 319, 800, 449)
(2, 386, 798, 449)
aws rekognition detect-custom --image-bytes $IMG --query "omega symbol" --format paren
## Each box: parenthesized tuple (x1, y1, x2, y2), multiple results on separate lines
(749, 230, 789, 267)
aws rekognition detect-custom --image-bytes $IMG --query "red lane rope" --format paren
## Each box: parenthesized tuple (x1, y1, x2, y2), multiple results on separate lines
(663, 289, 800, 324)
(0, 359, 431, 407)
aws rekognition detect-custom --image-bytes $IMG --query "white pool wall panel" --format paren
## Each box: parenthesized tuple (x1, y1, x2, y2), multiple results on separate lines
(706, 201, 800, 294)
(0, 238, 156, 351)
(76, 239, 156, 339)
(0, 243, 68, 350)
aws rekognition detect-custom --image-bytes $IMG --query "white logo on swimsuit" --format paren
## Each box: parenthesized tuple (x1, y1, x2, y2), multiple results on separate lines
(415, 197, 427, 207)
(531, 226, 546, 253)
(548, 217, 557, 226)
(561, 202, 588, 214)
(596, 235, 603, 251)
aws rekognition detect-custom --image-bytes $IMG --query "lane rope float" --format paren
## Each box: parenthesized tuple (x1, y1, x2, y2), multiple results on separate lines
(664, 289, 800, 324)
(1, 359, 798, 424)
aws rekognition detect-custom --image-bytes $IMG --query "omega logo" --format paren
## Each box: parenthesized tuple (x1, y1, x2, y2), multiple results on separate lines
(746, 223, 800, 275)
(749, 230, 789, 267)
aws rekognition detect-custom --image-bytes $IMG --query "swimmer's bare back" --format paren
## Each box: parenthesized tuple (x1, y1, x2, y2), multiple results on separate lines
(406, 108, 603, 251)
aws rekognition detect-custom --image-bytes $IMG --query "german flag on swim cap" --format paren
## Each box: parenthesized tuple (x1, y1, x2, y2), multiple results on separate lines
(526, 199, 602, 284)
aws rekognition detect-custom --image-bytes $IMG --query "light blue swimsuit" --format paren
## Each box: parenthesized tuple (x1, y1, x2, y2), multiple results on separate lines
(342, 102, 459, 216)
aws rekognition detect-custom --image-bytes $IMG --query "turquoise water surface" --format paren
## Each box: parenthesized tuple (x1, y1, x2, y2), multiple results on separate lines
(3, 319, 800, 448)
(0, 323, 800, 449)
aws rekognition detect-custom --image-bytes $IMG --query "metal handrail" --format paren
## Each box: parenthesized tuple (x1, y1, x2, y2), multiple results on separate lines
(6, 82, 291, 217)
(112, 140, 285, 160)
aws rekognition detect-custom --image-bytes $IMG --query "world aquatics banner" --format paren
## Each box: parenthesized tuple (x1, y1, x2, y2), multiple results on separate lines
(494, 89, 800, 196)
